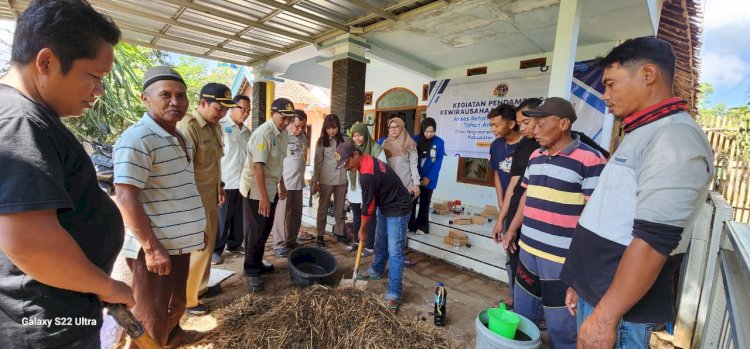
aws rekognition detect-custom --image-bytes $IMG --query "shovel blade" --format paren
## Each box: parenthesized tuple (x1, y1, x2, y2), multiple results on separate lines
(339, 276, 368, 290)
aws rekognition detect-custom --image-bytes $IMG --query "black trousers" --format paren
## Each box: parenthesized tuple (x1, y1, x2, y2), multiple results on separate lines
(504, 205, 521, 292)
(214, 189, 244, 254)
(409, 186, 433, 233)
(350, 203, 376, 249)
(242, 195, 278, 277)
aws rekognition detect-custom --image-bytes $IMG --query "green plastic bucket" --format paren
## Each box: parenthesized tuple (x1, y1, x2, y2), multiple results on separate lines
(487, 304, 521, 339)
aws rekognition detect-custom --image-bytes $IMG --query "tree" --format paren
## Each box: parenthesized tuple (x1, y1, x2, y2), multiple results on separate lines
(64, 43, 164, 142)
(172, 56, 239, 103)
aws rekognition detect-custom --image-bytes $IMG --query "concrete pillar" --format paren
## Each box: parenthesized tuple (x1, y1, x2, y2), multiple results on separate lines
(250, 81, 268, 130)
(547, 0, 582, 99)
(249, 65, 277, 129)
(331, 58, 367, 132)
(317, 34, 370, 132)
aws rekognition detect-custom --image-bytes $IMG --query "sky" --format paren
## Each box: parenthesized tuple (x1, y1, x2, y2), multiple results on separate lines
(699, 0, 750, 107)
(0, 0, 746, 108)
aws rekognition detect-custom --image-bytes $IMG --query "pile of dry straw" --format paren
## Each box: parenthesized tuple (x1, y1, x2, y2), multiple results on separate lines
(198, 285, 456, 349)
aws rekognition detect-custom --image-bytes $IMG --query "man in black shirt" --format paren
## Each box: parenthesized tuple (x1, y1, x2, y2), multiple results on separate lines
(337, 143, 412, 314)
(0, 1, 133, 348)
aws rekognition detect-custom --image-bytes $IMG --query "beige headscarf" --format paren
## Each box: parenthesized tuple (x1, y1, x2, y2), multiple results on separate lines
(382, 117, 416, 158)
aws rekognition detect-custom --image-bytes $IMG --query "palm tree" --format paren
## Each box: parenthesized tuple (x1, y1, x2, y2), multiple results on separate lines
(64, 43, 164, 142)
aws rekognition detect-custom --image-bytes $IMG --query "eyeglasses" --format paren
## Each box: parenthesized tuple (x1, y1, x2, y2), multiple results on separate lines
(388, 126, 400, 129)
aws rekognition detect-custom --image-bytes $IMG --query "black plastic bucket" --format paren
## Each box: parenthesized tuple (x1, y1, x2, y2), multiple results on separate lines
(288, 246, 339, 287)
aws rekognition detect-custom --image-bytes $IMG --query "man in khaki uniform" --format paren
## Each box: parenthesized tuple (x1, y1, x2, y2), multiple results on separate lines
(177, 83, 236, 315)
(240, 98, 293, 292)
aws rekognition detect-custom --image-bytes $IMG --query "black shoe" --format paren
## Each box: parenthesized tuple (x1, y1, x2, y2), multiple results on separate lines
(316, 236, 325, 247)
(199, 284, 222, 299)
(260, 262, 275, 274)
(336, 234, 350, 244)
(246, 276, 263, 292)
(185, 303, 209, 316)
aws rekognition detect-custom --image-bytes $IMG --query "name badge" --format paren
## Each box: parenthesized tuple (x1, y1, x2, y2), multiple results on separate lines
(430, 149, 436, 158)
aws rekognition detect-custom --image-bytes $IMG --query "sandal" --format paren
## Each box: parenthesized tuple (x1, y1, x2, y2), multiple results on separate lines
(356, 271, 382, 281)
(297, 232, 314, 241)
(385, 299, 400, 314)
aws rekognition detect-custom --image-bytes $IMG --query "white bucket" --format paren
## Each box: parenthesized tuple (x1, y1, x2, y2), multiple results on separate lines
(475, 309, 541, 349)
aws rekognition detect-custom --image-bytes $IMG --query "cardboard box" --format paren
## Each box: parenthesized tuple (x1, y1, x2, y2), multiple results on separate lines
(483, 205, 499, 214)
(448, 230, 468, 239)
(444, 231, 469, 247)
(444, 236, 469, 247)
(452, 216, 472, 225)
(471, 216, 488, 225)
(434, 208, 451, 215)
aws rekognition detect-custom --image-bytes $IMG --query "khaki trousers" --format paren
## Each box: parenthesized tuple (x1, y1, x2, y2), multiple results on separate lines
(316, 183, 347, 237)
(186, 196, 218, 308)
(126, 251, 190, 349)
(271, 189, 303, 248)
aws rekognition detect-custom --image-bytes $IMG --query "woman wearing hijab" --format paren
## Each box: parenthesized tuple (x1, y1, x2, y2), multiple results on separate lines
(381, 117, 420, 266)
(382, 118, 420, 197)
(311, 114, 350, 247)
(409, 117, 444, 235)
(345, 122, 387, 256)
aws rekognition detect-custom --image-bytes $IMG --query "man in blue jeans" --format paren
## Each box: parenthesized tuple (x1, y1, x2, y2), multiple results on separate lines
(561, 37, 713, 348)
(336, 143, 412, 313)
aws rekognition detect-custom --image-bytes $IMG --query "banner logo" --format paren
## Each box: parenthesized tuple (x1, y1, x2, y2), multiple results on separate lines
(493, 83, 509, 97)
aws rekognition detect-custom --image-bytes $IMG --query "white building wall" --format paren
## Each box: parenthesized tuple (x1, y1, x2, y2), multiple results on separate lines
(365, 59, 429, 107)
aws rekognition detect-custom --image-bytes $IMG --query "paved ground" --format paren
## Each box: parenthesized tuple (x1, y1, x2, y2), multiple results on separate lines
(110, 225, 510, 348)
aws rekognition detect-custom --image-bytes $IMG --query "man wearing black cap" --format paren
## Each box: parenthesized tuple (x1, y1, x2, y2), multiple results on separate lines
(239, 98, 294, 292)
(0, 1, 132, 347)
(337, 143, 413, 313)
(114, 66, 206, 347)
(178, 82, 237, 315)
(511, 97, 608, 349)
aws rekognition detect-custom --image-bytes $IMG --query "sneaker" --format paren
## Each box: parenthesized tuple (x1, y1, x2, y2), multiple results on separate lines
(404, 257, 416, 267)
(210, 253, 224, 265)
(415, 229, 426, 235)
(226, 246, 245, 254)
(336, 234, 350, 244)
(361, 248, 374, 257)
(246, 276, 263, 292)
(185, 303, 209, 316)
(199, 284, 222, 299)
(274, 247, 290, 257)
(345, 242, 358, 252)
(316, 236, 325, 247)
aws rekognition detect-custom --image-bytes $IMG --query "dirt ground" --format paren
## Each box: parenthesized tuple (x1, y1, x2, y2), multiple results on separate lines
(111, 225, 509, 348)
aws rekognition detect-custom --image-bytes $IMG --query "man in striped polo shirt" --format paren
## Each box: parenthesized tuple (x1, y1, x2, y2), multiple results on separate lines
(513, 97, 607, 349)
(114, 66, 207, 348)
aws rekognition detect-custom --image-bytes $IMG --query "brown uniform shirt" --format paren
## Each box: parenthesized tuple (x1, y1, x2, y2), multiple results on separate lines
(177, 109, 223, 206)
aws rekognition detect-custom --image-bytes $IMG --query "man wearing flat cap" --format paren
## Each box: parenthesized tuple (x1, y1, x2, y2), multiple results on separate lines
(178, 82, 236, 315)
(240, 98, 293, 292)
(114, 66, 206, 347)
(511, 97, 608, 349)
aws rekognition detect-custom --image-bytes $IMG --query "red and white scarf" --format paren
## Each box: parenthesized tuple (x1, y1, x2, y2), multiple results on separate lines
(623, 97, 688, 134)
